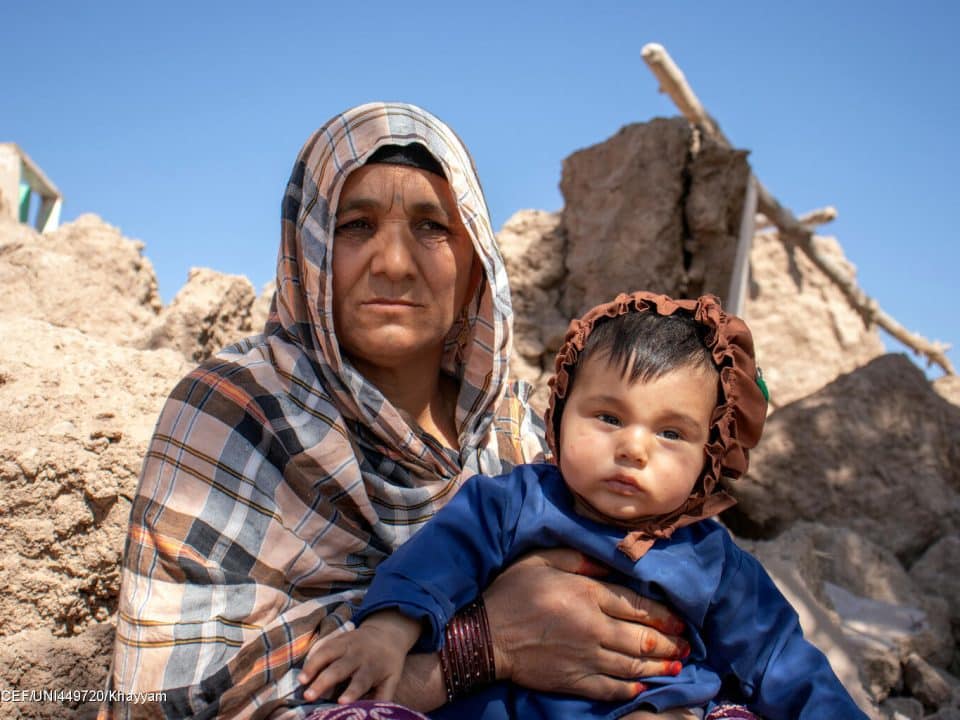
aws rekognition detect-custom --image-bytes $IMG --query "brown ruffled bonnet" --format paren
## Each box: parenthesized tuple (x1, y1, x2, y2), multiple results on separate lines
(543, 291, 768, 560)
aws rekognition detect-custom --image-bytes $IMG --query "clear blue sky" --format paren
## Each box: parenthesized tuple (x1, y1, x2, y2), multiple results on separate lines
(3, 1, 957, 377)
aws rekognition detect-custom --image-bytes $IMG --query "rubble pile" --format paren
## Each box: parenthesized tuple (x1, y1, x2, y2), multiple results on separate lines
(1, 117, 956, 718)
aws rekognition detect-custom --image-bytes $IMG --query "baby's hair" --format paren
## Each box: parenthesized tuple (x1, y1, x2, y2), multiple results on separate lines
(550, 308, 722, 462)
(575, 310, 716, 387)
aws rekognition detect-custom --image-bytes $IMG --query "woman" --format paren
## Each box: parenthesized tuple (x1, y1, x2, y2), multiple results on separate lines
(101, 102, 730, 720)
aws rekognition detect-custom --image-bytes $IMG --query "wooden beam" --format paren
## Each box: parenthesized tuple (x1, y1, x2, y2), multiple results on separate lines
(641, 43, 954, 375)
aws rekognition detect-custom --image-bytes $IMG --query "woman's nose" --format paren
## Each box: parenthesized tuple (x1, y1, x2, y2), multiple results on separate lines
(369, 221, 416, 280)
(616, 427, 650, 465)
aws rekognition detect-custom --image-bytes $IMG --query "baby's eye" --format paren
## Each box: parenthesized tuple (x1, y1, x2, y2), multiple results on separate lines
(659, 429, 682, 441)
(595, 413, 621, 427)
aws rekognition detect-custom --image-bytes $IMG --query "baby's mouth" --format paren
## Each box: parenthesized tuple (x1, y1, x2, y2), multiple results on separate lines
(603, 475, 643, 494)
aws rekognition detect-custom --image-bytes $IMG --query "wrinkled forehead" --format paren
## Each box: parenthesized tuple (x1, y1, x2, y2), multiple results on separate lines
(334, 162, 462, 221)
(303, 103, 477, 210)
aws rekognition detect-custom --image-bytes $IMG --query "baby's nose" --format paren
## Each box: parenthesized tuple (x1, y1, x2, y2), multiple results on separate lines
(616, 426, 650, 464)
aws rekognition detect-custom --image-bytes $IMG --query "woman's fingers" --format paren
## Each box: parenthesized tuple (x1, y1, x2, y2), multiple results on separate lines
(484, 548, 691, 702)
(597, 581, 687, 637)
(599, 622, 687, 670)
(592, 646, 685, 681)
(558, 673, 648, 703)
(591, 582, 690, 676)
(531, 548, 686, 637)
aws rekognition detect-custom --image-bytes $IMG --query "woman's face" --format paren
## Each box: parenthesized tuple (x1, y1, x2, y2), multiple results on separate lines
(332, 163, 478, 374)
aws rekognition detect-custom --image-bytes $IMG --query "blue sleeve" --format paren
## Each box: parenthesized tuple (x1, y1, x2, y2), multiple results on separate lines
(702, 540, 869, 720)
(354, 471, 521, 652)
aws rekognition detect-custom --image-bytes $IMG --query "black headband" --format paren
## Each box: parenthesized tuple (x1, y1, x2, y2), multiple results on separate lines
(366, 142, 447, 179)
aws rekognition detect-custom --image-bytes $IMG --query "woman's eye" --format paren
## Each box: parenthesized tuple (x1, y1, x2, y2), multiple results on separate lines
(596, 413, 621, 427)
(414, 220, 452, 248)
(416, 219, 450, 234)
(335, 218, 373, 234)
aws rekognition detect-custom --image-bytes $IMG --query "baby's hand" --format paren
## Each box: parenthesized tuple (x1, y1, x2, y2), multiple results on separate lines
(299, 611, 421, 704)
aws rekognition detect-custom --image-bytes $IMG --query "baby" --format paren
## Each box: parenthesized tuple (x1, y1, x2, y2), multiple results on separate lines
(298, 292, 868, 720)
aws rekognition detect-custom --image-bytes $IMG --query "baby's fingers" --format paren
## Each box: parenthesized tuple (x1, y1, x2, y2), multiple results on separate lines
(336, 666, 386, 705)
(370, 672, 401, 702)
(302, 657, 362, 703)
(301, 635, 343, 682)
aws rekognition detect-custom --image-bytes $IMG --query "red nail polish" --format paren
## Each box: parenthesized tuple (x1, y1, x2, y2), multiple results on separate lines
(679, 640, 691, 659)
(633, 682, 648, 696)
(669, 660, 683, 676)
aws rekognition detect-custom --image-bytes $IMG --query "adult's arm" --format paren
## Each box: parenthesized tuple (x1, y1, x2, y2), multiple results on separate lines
(389, 550, 687, 713)
(485, 548, 688, 700)
(393, 652, 448, 711)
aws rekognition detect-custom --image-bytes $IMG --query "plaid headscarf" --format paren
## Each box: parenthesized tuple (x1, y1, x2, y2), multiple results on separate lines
(102, 102, 545, 719)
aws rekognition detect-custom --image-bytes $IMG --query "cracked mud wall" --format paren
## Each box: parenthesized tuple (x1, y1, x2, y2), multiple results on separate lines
(503, 118, 751, 412)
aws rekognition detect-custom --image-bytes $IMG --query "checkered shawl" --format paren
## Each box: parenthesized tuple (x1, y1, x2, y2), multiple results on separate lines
(103, 103, 546, 719)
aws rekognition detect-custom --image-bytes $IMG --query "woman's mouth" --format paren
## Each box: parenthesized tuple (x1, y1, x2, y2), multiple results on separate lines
(363, 298, 420, 308)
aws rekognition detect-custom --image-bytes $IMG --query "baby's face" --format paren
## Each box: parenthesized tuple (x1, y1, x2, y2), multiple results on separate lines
(558, 356, 717, 522)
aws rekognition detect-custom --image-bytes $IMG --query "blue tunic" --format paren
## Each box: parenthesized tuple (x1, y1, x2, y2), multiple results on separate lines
(356, 464, 868, 719)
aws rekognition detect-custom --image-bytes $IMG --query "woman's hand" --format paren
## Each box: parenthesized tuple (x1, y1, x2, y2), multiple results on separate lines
(483, 548, 689, 702)
(623, 710, 702, 719)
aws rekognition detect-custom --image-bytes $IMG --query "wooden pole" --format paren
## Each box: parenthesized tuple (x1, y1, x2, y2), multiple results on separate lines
(641, 43, 954, 375)
(727, 175, 758, 316)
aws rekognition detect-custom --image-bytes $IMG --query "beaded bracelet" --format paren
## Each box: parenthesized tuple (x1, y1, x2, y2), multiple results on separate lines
(438, 597, 496, 702)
